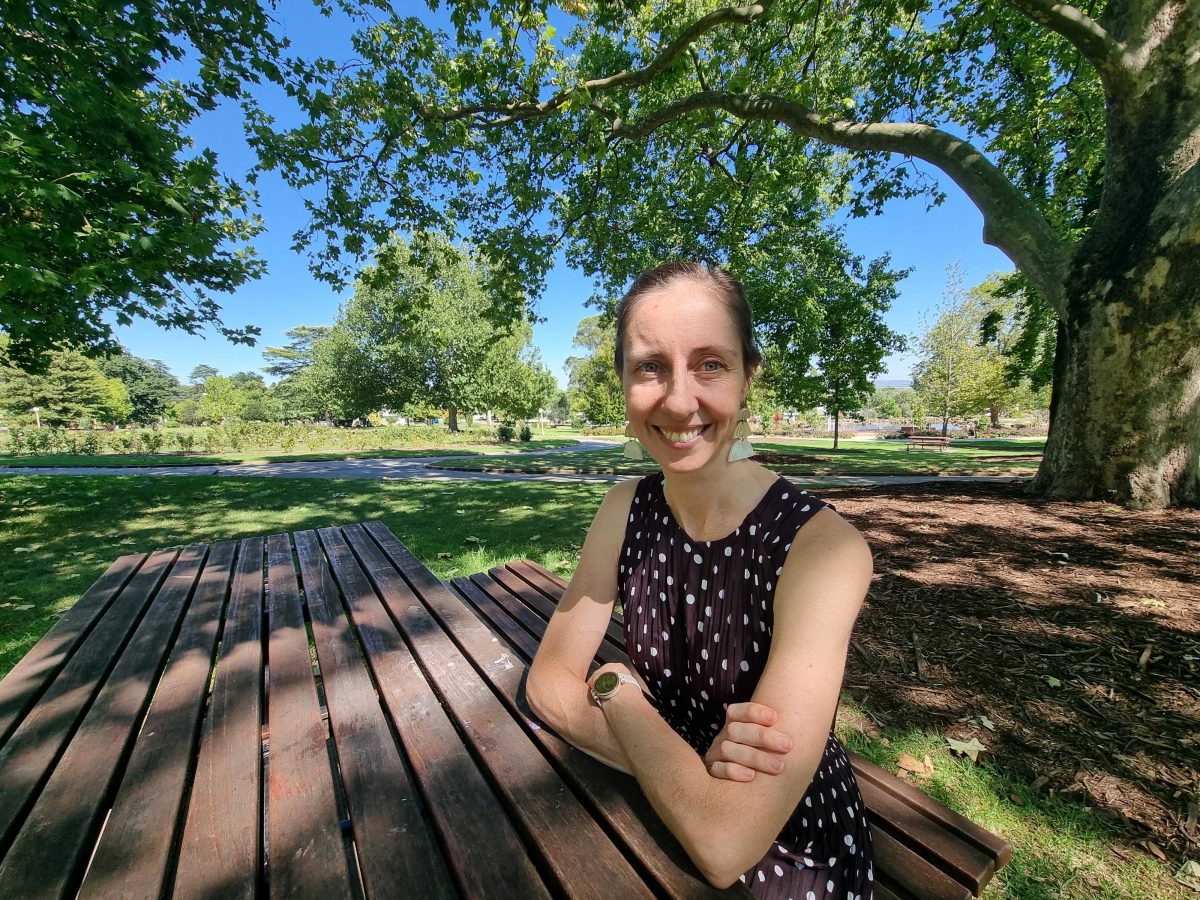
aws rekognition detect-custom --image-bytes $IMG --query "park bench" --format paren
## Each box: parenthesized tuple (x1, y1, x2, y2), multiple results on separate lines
(905, 435, 951, 451)
(0, 522, 1009, 899)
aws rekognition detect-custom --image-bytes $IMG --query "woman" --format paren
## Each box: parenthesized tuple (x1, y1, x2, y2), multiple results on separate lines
(527, 261, 874, 897)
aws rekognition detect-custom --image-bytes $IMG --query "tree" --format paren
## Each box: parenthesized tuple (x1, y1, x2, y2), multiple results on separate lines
(0, 338, 131, 425)
(912, 268, 997, 435)
(564, 316, 625, 427)
(760, 255, 907, 449)
(0, 0, 284, 369)
(315, 235, 556, 429)
(262, 1, 1200, 507)
(263, 326, 332, 378)
(97, 351, 182, 423)
(549, 390, 572, 425)
(196, 375, 247, 425)
(189, 365, 219, 386)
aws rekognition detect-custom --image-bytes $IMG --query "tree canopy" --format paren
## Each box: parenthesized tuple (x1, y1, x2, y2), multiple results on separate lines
(1, 0, 285, 369)
(0, 337, 131, 426)
(258, 0, 1199, 506)
(564, 315, 624, 426)
(97, 350, 183, 423)
(308, 234, 557, 427)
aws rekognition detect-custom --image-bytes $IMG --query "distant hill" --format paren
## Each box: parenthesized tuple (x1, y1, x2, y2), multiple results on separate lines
(873, 378, 913, 389)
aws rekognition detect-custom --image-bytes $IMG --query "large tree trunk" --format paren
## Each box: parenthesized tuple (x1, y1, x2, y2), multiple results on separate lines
(832, 408, 840, 450)
(1030, 260, 1200, 507)
(447, 405, 459, 432)
(1031, 111, 1199, 505)
(1029, 3, 1200, 509)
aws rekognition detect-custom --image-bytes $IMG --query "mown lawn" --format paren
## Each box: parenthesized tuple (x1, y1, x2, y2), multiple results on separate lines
(429, 436, 1047, 477)
(0, 474, 606, 676)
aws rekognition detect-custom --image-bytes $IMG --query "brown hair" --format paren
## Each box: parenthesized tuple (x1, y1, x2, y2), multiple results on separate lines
(614, 261, 762, 374)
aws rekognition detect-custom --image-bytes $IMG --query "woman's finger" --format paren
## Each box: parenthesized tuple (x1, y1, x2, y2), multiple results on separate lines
(727, 720, 793, 753)
(725, 701, 778, 725)
(718, 738, 786, 775)
(708, 760, 757, 782)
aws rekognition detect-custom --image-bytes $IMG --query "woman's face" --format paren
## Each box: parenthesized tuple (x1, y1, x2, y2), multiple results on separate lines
(620, 278, 754, 475)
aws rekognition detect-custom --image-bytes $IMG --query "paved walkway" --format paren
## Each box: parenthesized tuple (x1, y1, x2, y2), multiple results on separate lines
(0, 441, 1030, 487)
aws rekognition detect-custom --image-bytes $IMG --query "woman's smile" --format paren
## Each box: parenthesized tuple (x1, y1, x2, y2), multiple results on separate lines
(654, 424, 709, 447)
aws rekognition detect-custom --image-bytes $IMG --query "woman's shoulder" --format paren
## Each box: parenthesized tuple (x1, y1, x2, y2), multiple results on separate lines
(595, 473, 659, 527)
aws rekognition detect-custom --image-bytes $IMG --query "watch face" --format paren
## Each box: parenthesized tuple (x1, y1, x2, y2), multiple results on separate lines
(594, 672, 619, 695)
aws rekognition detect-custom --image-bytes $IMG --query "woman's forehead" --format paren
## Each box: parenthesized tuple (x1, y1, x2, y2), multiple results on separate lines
(626, 280, 738, 344)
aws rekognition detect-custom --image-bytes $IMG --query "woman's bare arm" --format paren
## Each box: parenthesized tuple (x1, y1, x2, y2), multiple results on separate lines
(526, 479, 639, 771)
(593, 508, 873, 888)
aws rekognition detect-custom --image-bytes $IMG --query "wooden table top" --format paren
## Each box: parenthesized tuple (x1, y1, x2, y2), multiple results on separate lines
(0, 521, 735, 899)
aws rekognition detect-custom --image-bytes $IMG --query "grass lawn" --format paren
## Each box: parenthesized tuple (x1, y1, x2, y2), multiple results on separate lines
(834, 704, 1180, 899)
(0, 436, 584, 468)
(1, 470, 1187, 898)
(429, 436, 1047, 477)
(0, 474, 606, 677)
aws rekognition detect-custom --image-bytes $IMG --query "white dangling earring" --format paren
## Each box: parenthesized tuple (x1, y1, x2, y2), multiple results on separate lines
(728, 407, 754, 461)
(622, 421, 645, 460)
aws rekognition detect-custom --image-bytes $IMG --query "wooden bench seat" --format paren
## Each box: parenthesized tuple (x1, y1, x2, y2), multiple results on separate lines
(905, 436, 951, 451)
(451, 560, 1012, 900)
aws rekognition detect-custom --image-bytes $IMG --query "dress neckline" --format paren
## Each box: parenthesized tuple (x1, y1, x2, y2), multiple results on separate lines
(656, 472, 785, 545)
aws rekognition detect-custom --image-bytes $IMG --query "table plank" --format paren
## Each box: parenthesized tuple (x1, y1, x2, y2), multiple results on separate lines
(295, 528, 462, 900)
(357, 522, 661, 900)
(0, 546, 206, 898)
(0, 552, 146, 745)
(264, 533, 354, 900)
(0, 548, 177, 852)
(80, 541, 238, 899)
(174, 537, 265, 900)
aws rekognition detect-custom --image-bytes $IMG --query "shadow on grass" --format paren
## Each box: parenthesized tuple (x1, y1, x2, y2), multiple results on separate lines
(816, 481, 1198, 888)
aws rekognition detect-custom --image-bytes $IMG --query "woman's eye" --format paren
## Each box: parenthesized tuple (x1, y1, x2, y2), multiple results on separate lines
(637, 361, 660, 374)
(702, 360, 725, 372)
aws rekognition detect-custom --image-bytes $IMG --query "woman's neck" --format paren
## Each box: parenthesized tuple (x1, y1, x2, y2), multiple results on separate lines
(661, 461, 776, 542)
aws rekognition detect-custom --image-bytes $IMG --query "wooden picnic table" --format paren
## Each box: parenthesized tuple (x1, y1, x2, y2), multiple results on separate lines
(0, 520, 1009, 899)
(0, 522, 733, 899)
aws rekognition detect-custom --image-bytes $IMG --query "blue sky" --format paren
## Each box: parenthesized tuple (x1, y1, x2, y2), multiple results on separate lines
(113, 5, 1013, 389)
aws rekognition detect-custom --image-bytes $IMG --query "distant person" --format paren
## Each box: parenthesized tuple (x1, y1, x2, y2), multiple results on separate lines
(528, 262, 874, 897)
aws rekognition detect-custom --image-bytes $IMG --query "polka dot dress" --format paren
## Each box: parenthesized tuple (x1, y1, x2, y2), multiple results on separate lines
(619, 473, 874, 899)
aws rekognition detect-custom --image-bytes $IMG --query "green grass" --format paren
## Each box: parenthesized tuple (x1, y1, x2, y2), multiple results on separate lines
(0, 437, 584, 468)
(428, 436, 1047, 477)
(834, 701, 1188, 898)
(0, 473, 606, 676)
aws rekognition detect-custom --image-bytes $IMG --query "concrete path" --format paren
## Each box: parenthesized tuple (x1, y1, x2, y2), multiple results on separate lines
(0, 440, 1030, 487)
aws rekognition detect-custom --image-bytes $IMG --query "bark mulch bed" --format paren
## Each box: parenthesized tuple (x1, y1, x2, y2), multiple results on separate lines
(817, 481, 1199, 875)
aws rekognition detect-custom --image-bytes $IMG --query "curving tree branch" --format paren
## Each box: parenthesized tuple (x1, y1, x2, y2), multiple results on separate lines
(424, 2, 772, 125)
(1001, 0, 1131, 93)
(614, 91, 1071, 317)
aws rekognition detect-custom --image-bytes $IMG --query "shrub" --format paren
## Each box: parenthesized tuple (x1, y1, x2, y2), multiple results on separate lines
(113, 432, 138, 454)
(175, 431, 196, 454)
(139, 430, 165, 454)
(497, 422, 516, 442)
(81, 431, 103, 454)
(519, 424, 532, 442)
(581, 424, 624, 436)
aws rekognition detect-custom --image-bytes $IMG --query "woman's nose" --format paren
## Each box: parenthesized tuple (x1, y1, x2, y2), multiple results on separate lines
(660, 374, 698, 417)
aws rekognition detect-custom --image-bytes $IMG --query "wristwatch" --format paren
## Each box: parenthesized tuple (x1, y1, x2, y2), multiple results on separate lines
(591, 671, 637, 705)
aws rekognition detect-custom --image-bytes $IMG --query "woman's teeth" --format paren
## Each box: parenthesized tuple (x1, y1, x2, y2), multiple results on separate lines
(662, 427, 701, 443)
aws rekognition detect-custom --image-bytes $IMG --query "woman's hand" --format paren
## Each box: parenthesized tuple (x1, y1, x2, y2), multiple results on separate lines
(703, 702, 792, 782)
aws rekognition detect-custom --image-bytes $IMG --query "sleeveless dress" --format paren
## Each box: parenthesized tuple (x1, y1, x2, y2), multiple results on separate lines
(618, 473, 874, 899)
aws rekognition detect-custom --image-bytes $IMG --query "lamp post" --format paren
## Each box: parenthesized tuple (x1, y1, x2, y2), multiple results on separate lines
(31, 406, 41, 428)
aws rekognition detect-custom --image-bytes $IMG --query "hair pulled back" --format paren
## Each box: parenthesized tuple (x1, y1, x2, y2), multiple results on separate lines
(613, 261, 762, 374)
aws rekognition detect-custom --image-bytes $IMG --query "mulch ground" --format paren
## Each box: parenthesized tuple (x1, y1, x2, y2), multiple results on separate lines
(816, 481, 1200, 868)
